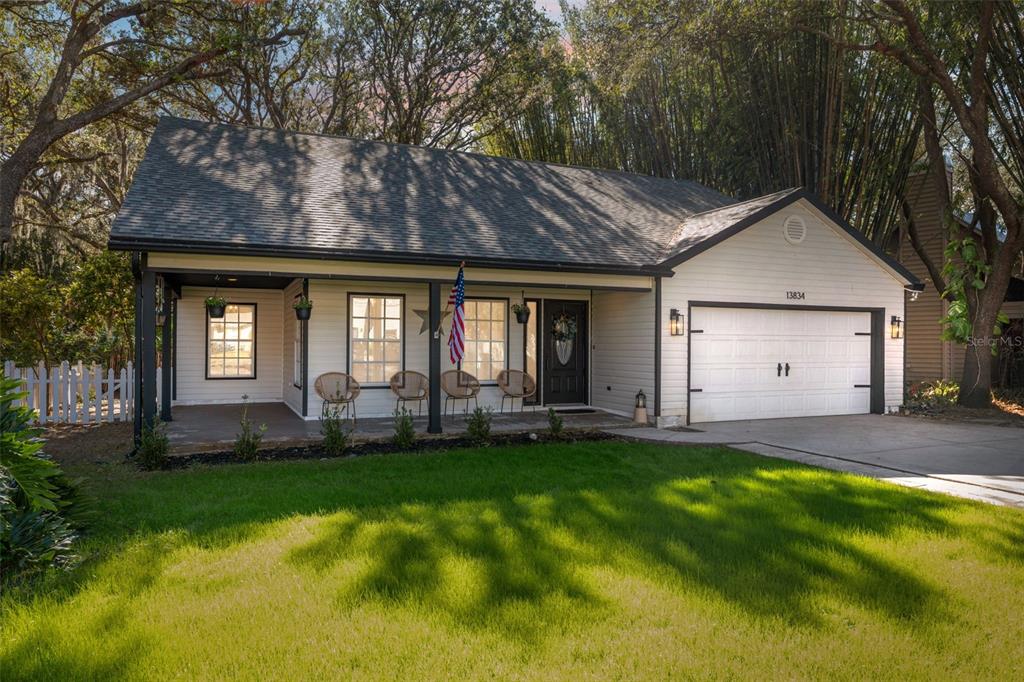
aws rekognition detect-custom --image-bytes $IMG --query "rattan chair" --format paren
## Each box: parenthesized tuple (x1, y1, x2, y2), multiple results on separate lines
(440, 370, 480, 420)
(389, 370, 429, 416)
(496, 369, 537, 413)
(314, 372, 361, 423)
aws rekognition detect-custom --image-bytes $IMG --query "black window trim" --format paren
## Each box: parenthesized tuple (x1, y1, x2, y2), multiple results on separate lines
(205, 302, 258, 380)
(346, 292, 407, 388)
(460, 295, 510, 386)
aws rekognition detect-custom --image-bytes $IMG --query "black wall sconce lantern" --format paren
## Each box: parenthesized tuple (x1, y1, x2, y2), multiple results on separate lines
(890, 315, 904, 339)
(669, 308, 684, 336)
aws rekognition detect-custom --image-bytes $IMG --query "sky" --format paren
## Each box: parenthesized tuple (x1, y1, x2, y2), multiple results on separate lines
(534, 0, 583, 25)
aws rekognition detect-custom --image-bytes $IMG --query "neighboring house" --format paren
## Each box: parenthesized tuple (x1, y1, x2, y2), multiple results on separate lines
(109, 117, 923, 435)
(898, 171, 1024, 385)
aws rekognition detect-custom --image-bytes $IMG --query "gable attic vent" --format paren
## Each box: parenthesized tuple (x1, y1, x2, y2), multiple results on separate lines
(783, 215, 806, 244)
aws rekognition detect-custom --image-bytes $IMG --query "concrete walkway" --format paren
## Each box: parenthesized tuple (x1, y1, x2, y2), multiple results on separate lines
(609, 414, 1024, 508)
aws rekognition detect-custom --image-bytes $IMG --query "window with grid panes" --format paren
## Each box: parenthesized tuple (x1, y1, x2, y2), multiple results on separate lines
(462, 299, 506, 381)
(349, 295, 402, 383)
(207, 304, 256, 378)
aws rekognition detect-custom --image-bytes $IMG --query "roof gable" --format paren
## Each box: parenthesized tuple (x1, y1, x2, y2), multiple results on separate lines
(659, 188, 922, 289)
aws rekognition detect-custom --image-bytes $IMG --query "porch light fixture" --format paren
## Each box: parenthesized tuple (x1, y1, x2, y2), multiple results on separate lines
(669, 308, 684, 336)
(890, 315, 904, 339)
(633, 389, 648, 424)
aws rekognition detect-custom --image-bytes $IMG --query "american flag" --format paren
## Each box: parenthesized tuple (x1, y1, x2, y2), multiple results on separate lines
(448, 264, 466, 364)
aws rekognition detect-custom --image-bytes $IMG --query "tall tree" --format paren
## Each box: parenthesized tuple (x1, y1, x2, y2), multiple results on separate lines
(342, 0, 555, 149)
(487, 0, 923, 243)
(833, 0, 1024, 407)
(0, 0, 304, 248)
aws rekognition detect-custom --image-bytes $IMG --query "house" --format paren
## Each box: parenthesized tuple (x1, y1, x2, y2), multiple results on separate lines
(898, 170, 1024, 386)
(109, 117, 923, 437)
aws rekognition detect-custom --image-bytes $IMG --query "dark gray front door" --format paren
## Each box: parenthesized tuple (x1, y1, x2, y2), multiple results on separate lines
(543, 300, 587, 404)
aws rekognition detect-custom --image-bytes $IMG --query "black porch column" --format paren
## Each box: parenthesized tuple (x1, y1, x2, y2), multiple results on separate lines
(171, 296, 178, 401)
(141, 267, 157, 432)
(132, 255, 143, 445)
(428, 280, 442, 434)
(160, 282, 173, 421)
(301, 278, 310, 417)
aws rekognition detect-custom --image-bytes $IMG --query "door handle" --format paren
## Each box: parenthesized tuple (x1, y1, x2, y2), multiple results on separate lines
(777, 362, 782, 377)
(785, 363, 791, 377)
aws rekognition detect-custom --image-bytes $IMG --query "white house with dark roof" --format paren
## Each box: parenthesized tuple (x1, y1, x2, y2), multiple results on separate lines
(109, 116, 923, 437)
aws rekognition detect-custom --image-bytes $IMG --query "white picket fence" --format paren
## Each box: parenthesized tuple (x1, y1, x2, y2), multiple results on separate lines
(2, 360, 160, 425)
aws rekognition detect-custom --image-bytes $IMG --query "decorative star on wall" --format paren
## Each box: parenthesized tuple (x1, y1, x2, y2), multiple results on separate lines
(413, 307, 450, 334)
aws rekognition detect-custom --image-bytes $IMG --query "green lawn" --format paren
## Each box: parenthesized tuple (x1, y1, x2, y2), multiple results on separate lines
(3, 441, 1023, 680)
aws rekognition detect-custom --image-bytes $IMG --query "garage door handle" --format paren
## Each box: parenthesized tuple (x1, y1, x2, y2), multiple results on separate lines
(785, 363, 791, 377)
(777, 362, 782, 377)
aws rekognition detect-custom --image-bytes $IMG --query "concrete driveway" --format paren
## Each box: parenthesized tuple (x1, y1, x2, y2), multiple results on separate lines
(616, 414, 1024, 507)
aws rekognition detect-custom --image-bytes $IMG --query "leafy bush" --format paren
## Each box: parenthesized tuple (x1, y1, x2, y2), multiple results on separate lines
(466, 406, 492, 446)
(136, 418, 169, 470)
(906, 380, 959, 408)
(234, 395, 267, 461)
(393, 407, 415, 450)
(321, 405, 351, 456)
(1, 372, 84, 581)
(547, 407, 564, 439)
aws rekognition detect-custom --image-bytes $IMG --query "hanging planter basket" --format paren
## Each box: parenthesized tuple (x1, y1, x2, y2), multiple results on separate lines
(294, 296, 313, 320)
(512, 304, 530, 324)
(205, 296, 227, 319)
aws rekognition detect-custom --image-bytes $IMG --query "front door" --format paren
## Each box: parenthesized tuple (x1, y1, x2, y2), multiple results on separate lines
(543, 300, 588, 404)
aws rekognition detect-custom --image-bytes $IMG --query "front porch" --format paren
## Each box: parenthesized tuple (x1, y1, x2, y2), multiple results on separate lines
(167, 402, 635, 454)
(132, 251, 661, 445)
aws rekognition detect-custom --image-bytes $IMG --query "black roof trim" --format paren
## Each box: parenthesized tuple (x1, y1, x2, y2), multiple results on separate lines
(109, 236, 674, 278)
(659, 188, 923, 287)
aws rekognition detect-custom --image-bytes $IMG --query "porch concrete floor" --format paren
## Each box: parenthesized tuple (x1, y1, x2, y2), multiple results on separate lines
(167, 402, 634, 454)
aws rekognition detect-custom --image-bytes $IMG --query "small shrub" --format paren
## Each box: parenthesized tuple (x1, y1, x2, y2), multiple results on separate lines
(466, 406, 492, 446)
(320, 406, 351, 456)
(136, 418, 169, 470)
(234, 395, 267, 461)
(906, 380, 959, 408)
(547, 407, 564, 439)
(393, 407, 415, 450)
(1, 372, 85, 581)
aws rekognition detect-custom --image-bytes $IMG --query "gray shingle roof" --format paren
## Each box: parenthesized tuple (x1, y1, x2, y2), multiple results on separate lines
(108, 117, 919, 287)
(109, 117, 735, 272)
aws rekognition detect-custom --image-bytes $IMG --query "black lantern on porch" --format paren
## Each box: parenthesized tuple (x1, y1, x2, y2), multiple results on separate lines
(669, 308, 684, 336)
(890, 315, 904, 339)
(633, 389, 648, 424)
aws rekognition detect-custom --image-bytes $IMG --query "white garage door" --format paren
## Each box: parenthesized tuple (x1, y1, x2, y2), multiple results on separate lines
(689, 307, 872, 423)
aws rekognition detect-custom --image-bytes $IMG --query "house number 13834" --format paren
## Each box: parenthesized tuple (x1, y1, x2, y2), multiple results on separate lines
(786, 291, 806, 300)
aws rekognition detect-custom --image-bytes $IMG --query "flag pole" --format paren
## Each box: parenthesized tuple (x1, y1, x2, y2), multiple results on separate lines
(435, 261, 465, 337)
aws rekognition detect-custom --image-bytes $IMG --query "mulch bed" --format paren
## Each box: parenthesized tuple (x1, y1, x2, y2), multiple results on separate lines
(899, 403, 1024, 428)
(152, 430, 622, 470)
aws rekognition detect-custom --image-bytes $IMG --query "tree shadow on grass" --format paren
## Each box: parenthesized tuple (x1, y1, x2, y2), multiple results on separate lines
(6, 441, 1008, 671)
(280, 448, 960, 634)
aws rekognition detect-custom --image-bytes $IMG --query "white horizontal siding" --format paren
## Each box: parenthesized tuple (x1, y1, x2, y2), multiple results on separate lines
(174, 287, 284, 404)
(591, 290, 655, 416)
(306, 281, 593, 418)
(662, 198, 906, 422)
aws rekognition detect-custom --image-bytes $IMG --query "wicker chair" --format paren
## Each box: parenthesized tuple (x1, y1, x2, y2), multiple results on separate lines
(496, 369, 537, 413)
(440, 370, 480, 420)
(389, 370, 429, 416)
(314, 372, 361, 423)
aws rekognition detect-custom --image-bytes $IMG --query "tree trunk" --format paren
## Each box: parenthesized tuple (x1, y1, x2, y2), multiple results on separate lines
(957, 266, 1013, 408)
(1, 131, 55, 245)
(959, 337, 994, 408)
